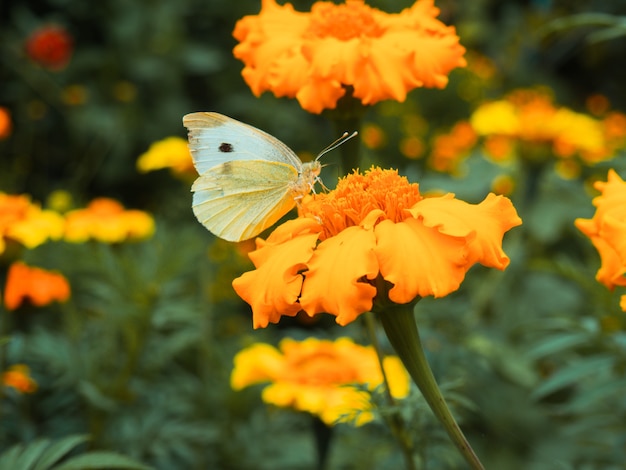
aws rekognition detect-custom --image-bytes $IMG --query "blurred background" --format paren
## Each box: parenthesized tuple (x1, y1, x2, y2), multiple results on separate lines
(1, 1, 626, 469)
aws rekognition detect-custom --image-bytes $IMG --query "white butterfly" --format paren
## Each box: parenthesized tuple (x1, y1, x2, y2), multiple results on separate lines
(184, 112, 343, 242)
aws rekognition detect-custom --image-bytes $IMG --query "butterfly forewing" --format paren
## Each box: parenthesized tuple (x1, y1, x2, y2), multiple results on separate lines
(184, 112, 302, 175)
(191, 160, 299, 241)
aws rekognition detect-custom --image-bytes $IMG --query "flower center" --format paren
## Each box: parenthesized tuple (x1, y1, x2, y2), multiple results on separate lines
(306, 1, 385, 41)
(300, 167, 422, 239)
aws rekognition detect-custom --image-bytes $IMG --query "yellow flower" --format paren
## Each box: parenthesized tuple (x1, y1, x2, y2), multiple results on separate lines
(233, 167, 521, 328)
(136, 136, 196, 177)
(64, 198, 155, 243)
(0, 193, 65, 254)
(575, 170, 626, 290)
(231, 337, 409, 426)
(233, 0, 466, 114)
(2, 364, 38, 394)
(3, 262, 71, 310)
(470, 89, 613, 162)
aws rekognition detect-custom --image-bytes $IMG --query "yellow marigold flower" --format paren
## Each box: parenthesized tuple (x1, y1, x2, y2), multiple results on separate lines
(233, 167, 521, 328)
(575, 170, 626, 290)
(0, 193, 65, 254)
(233, 0, 466, 114)
(231, 337, 409, 426)
(136, 136, 196, 177)
(64, 198, 155, 243)
(4, 262, 70, 310)
(2, 364, 38, 394)
(471, 90, 612, 162)
(620, 295, 626, 312)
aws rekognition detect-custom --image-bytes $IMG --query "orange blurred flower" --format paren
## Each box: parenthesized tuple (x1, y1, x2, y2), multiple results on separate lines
(136, 136, 196, 178)
(2, 364, 38, 394)
(64, 198, 155, 243)
(428, 121, 477, 173)
(233, 167, 521, 328)
(575, 170, 626, 291)
(233, 0, 466, 114)
(0, 193, 65, 254)
(0, 107, 11, 139)
(25, 25, 73, 70)
(231, 337, 409, 425)
(4, 262, 70, 310)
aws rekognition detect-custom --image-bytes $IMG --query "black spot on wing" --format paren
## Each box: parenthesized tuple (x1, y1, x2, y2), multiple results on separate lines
(219, 142, 234, 153)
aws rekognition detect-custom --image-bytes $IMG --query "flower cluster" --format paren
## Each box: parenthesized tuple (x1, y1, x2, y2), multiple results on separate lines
(65, 198, 155, 243)
(0, 193, 65, 254)
(575, 170, 626, 310)
(25, 25, 73, 70)
(2, 364, 38, 394)
(136, 136, 196, 178)
(233, 0, 466, 113)
(231, 337, 409, 425)
(3, 262, 71, 311)
(1, 193, 155, 251)
(233, 167, 521, 328)
(470, 89, 626, 164)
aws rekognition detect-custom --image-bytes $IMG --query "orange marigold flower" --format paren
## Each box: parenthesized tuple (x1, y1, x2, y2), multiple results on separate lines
(64, 198, 155, 243)
(25, 25, 73, 70)
(4, 262, 70, 311)
(231, 337, 409, 426)
(0, 193, 65, 254)
(233, 0, 466, 114)
(233, 167, 521, 328)
(2, 364, 38, 394)
(428, 121, 477, 173)
(0, 107, 11, 139)
(575, 170, 626, 290)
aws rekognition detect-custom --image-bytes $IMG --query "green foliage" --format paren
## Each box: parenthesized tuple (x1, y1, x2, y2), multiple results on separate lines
(2, 1, 626, 469)
(0, 434, 151, 470)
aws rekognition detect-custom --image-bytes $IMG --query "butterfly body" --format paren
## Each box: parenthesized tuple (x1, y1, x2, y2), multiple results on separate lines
(183, 112, 321, 241)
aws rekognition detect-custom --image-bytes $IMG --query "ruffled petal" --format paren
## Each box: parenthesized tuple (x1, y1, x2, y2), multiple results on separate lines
(374, 218, 468, 303)
(300, 226, 378, 325)
(232, 232, 319, 328)
(408, 193, 521, 269)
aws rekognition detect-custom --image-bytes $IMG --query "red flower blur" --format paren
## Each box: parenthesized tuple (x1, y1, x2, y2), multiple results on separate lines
(25, 25, 73, 70)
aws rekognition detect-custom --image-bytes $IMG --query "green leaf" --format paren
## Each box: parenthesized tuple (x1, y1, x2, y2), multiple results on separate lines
(531, 355, 615, 400)
(52, 451, 153, 470)
(33, 435, 91, 470)
(526, 332, 591, 360)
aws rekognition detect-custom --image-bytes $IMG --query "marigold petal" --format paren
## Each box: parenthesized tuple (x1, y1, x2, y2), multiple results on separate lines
(375, 218, 468, 303)
(232, 232, 319, 328)
(408, 193, 522, 269)
(300, 226, 378, 325)
(230, 343, 285, 389)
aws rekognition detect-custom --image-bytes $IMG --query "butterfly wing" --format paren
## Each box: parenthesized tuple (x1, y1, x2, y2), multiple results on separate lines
(183, 112, 303, 175)
(191, 159, 299, 241)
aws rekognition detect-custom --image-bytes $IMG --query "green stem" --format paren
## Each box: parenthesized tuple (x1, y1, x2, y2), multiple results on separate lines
(364, 312, 416, 470)
(378, 304, 485, 470)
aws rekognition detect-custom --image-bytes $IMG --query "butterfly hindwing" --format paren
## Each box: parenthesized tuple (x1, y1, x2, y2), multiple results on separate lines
(191, 160, 299, 241)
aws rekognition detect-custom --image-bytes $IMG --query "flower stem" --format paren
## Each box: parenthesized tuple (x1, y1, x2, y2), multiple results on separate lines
(378, 304, 485, 470)
(364, 312, 416, 470)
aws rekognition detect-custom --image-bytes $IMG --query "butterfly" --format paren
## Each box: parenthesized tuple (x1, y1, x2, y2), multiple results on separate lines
(183, 112, 355, 242)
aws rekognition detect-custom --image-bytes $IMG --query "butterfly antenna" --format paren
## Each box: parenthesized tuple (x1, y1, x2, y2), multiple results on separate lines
(315, 131, 358, 161)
